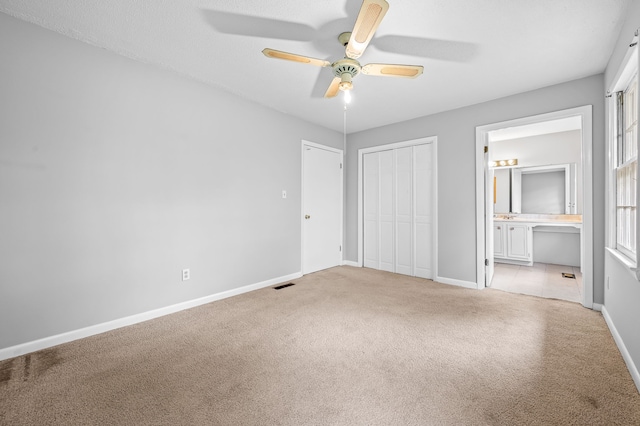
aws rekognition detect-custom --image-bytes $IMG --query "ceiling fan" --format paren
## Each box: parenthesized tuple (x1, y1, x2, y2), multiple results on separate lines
(261, 0, 424, 99)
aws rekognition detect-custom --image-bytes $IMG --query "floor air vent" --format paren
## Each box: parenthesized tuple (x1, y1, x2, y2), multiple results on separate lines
(562, 273, 576, 279)
(273, 283, 295, 290)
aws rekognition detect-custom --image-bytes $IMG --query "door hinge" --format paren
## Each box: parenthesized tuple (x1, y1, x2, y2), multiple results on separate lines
(340, 163, 343, 169)
(484, 146, 488, 153)
(339, 245, 342, 252)
(485, 258, 489, 266)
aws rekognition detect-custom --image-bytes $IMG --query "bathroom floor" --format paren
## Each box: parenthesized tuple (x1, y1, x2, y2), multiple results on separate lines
(490, 262, 582, 303)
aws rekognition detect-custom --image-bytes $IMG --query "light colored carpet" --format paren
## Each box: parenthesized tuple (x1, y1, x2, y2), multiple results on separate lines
(1, 266, 639, 425)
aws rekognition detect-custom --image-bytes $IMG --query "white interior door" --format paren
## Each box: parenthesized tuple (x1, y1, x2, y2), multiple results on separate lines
(302, 144, 343, 274)
(485, 160, 495, 286)
(363, 143, 434, 279)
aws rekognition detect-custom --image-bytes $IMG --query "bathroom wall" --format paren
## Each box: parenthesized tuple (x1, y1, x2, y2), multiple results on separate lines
(491, 130, 582, 213)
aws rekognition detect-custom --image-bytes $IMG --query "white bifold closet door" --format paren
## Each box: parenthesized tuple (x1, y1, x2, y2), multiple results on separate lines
(363, 144, 433, 279)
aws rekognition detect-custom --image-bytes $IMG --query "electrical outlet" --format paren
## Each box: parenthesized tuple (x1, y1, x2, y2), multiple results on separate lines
(182, 269, 190, 281)
(282, 190, 287, 199)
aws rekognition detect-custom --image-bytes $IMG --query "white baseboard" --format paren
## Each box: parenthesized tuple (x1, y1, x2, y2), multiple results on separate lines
(435, 276, 478, 290)
(602, 306, 640, 393)
(592, 303, 603, 312)
(0, 271, 302, 362)
(342, 260, 360, 267)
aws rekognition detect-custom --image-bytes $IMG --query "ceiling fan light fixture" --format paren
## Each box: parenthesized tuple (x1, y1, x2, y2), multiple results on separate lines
(338, 70, 354, 92)
(339, 80, 353, 91)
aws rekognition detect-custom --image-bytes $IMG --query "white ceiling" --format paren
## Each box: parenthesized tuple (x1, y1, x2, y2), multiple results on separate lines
(0, 0, 631, 133)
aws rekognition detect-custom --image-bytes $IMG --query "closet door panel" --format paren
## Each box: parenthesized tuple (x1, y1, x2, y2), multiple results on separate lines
(414, 144, 433, 279)
(395, 147, 413, 276)
(379, 150, 395, 272)
(363, 153, 379, 269)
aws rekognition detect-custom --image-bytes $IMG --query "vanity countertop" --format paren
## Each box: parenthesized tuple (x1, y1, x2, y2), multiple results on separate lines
(494, 214, 582, 224)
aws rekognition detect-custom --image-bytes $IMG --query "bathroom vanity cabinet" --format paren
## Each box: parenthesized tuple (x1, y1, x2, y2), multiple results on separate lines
(494, 222, 532, 265)
(494, 215, 582, 267)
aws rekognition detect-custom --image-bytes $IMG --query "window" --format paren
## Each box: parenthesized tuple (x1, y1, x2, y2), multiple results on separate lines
(615, 74, 638, 260)
(616, 76, 638, 257)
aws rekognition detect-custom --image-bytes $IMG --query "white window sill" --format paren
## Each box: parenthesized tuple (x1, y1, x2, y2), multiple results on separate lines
(606, 247, 639, 281)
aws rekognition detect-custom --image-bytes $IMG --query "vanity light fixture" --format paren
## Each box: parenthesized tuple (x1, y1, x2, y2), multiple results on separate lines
(490, 158, 518, 168)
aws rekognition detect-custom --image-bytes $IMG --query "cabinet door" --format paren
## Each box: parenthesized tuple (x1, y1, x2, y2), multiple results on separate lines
(507, 224, 529, 260)
(494, 224, 505, 257)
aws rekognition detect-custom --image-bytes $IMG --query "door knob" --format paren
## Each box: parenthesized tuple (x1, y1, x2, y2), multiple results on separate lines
(305, 215, 311, 219)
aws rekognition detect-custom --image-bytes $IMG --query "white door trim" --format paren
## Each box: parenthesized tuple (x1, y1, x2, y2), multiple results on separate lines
(357, 136, 438, 280)
(301, 140, 344, 275)
(475, 105, 593, 308)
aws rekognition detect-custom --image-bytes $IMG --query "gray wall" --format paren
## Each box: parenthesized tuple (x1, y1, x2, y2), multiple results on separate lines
(0, 13, 342, 349)
(345, 75, 605, 295)
(603, 0, 640, 389)
(532, 228, 581, 267)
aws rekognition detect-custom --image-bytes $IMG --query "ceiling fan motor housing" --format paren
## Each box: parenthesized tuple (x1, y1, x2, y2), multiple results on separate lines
(333, 58, 360, 91)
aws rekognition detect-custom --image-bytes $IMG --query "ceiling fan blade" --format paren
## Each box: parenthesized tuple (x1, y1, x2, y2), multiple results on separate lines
(361, 63, 424, 78)
(324, 77, 341, 98)
(262, 49, 331, 67)
(345, 0, 389, 59)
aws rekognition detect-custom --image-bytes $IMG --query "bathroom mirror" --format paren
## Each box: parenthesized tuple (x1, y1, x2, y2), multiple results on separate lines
(494, 163, 577, 214)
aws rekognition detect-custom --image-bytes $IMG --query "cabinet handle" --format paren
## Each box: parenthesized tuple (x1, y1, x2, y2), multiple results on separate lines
(510, 227, 514, 231)
(497, 226, 501, 230)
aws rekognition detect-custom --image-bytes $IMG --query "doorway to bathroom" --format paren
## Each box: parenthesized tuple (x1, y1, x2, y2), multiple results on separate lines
(475, 106, 593, 308)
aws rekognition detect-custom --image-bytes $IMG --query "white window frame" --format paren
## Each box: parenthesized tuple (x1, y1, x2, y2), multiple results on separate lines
(607, 32, 639, 275)
(615, 76, 638, 259)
